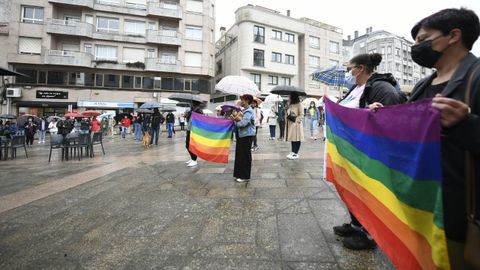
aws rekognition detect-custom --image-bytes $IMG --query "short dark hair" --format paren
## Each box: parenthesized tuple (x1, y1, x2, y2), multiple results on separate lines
(349, 53, 382, 74)
(240, 94, 254, 104)
(411, 8, 480, 50)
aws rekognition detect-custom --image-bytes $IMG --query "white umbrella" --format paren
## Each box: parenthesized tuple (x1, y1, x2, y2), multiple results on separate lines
(302, 98, 322, 108)
(202, 109, 214, 115)
(264, 94, 283, 104)
(215, 75, 260, 96)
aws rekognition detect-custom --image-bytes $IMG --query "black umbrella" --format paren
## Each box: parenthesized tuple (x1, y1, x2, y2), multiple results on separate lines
(176, 102, 191, 107)
(168, 93, 203, 103)
(270, 85, 307, 96)
(136, 108, 154, 114)
(17, 114, 41, 126)
(0, 113, 17, 119)
(46, 115, 65, 122)
(139, 101, 162, 109)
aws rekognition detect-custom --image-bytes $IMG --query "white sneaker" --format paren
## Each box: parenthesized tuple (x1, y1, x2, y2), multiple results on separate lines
(187, 160, 198, 167)
(286, 152, 294, 159)
(288, 153, 299, 160)
(185, 159, 193, 164)
(235, 178, 249, 183)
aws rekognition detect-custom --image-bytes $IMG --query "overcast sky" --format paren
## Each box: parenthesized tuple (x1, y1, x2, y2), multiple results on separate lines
(215, 0, 480, 55)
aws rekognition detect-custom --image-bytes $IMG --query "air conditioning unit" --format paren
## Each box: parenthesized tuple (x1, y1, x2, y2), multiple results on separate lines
(6, 88, 22, 98)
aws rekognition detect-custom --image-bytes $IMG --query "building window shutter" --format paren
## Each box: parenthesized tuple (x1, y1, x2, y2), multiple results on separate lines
(123, 48, 145, 63)
(19, 37, 41, 54)
(185, 52, 201, 67)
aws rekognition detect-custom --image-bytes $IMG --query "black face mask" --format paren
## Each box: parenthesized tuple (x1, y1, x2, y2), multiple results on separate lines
(411, 36, 444, 68)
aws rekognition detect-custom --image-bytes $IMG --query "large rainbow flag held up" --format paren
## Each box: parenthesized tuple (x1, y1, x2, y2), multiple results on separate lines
(324, 97, 450, 270)
(189, 112, 234, 163)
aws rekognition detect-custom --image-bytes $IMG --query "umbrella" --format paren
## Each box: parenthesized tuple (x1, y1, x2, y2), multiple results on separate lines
(0, 113, 16, 119)
(97, 112, 115, 121)
(0, 67, 30, 77)
(17, 114, 41, 126)
(64, 112, 85, 118)
(136, 108, 154, 114)
(270, 85, 307, 96)
(161, 107, 176, 112)
(215, 75, 261, 96)
(46, 115, 64, 122)
(264, 94, 283, 104)
(114, 113, 133, 122)
(302, 98, 322, 108)
(202, 109, 214, 114)
(312, 66, 353, 89)
(139, 101, 162, 109)
(176, 102, 191, 107)
(168, 93, 203, 103)
(82, 110, 101, 117)
(215, 105, 222, 111)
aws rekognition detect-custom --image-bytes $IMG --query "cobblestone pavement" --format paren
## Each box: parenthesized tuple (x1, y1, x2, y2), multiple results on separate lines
(0, 125, 394, 270)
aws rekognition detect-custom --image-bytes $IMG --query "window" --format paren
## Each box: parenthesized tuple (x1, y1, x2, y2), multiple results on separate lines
(380, 47, 385, 55)
(387, 46, 392, 54)
(253, 49, 264, 67)
(15, 69, 37, 83)
(123, 47, 144, 63)
(96, 17, 119, 32)
(154, 77, 162, 89)
(268, 75, 278, 85)
(19, 37, 41, 54)
(329, 41, 339, 54)
(186, 0, 202, 13)
(85, 15, 93, 25)
(185, 52, 202, 67)
(254, 25, 265, 43)
(143, 77, 154, 89)
(84, 43, 92, 54)
(184, 79, 191, 90)
(160, 53, 177, 64)
(161, 77, 173, 90)
(135, 76, 142, 88)
(95, 74, 103, 86)
(48, 71, 67, 85)
(185, 25, 202, 40)
(271, 52, 282, 63)
(125, 0, 146, 9)
(147, 48, 155, 58)
(122, 75, 133, 88)
(21, 6, 43, 24)
(285, 33, 294, 43)
(84, 73, 94, 86)
(309, 55, 320, 68)
(95, 45, 117, 60)
(285, 54, 294, 65)
(281, 77, 291, 86)
(68, 72, 77, 85)
(272, 30, 282, 40)
(124, 20, 145, 35)
(329, 59, 339, 67)
(395, 47, 400, 56)
(38, 71, 46, 84)
(251, 73, 261, 90)
(147, 21, 156, 30)
(309, 36, 320, 49)
(211, 29, 214, 43)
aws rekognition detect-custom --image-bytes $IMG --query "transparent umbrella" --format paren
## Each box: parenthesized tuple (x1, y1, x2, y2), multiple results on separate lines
(215, 75, 260, 96)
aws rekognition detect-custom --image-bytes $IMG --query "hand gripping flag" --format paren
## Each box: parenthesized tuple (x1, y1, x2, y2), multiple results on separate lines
(189, 112, 234, 163)
(324, 97, 449, 270)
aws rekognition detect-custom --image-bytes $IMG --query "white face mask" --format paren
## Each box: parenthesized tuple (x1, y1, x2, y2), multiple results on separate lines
(345, 71, 356, 86)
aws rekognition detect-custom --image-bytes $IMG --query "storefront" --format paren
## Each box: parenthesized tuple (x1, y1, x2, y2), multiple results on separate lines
(77, 100, 135, 114)
(15, 90, 76, 116)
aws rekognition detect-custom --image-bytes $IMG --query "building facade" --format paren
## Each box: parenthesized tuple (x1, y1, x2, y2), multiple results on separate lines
(343, 28, 432, 92)
(0, 0, 215, 115)
(214, 5, 343, 103)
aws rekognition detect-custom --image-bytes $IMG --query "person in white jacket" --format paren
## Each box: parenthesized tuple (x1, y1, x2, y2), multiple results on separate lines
(266, 105, 277, 140)
(48, 119, 58, 135)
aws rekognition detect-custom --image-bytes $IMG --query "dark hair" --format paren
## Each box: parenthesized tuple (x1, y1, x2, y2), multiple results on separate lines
(289, 92, 300, 104)
(349, 53, 382, 74)
(240, 94, 254, 104)
(411, 8, 480, 50)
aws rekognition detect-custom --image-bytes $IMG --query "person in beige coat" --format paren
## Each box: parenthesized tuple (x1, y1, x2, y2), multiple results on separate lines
(285, 92, 304, 160)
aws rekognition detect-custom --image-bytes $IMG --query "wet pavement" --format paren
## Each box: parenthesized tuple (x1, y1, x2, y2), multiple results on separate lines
(0, 126, 394, 269)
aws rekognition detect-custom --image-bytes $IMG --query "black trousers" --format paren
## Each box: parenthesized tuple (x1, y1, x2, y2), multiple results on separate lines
(185, 131, 197, 161)
(291, 141, 301, 154)
(252, 126, 258, 147)
(278, 121, 285, 138)
(234, 135, 253, 179)
(26, 134, 34, 145)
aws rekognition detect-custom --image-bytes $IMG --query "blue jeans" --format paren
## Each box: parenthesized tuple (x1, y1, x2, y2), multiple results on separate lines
(39, 130, 46, 142)
(309, 118, 318, 137)
(269, 125, 276, 138)
(134, 123, 142, 141)
(167, 123, 174, 137)
(121, 126, 128, 138)
(150, 126, 160, 145)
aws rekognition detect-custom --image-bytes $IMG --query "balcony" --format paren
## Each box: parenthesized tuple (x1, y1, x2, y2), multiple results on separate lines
(93, 30, 146, 43)
(147, 2, 182, 19)
(94, 0, 147, 16)
(49, 0, 94, 8)
(43, 50, 93, 67)
(145, 58, 181, 73)
(146, 30, 181, 46)
(46, 19, 94, 38)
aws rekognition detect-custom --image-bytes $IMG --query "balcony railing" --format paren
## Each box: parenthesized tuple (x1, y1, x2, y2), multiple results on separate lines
(147, 2, 183, 19)
(49, 0, 94, 8)
(46, 19, 94, 37)
(145, 58, 181, 72)
(43, 50, 93, 67)
(146, 29, 181, 46)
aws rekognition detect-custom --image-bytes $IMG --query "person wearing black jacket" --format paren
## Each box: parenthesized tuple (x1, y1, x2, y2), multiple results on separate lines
(150, 108, 164, 145)
(332, 52, 406, 250)
(166, 112, 175, 138)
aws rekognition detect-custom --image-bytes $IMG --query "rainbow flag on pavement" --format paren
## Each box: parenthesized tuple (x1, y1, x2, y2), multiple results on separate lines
(189, 112, 234, 163)
(324, 97, 449, 270)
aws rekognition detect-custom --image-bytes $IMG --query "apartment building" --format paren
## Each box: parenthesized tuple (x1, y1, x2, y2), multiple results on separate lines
(214, 5, 343, 103)
(0, 0, 215, 115)
(343, 28, 432, 91)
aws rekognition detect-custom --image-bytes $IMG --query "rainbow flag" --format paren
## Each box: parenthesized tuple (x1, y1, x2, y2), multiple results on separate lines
(189, 112, 234, 163)
(324, 97, 449, 270)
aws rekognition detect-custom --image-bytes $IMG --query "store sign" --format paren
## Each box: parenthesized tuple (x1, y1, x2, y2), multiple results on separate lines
(36, 90, 68, 99)
(77, 100, 134, 108)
